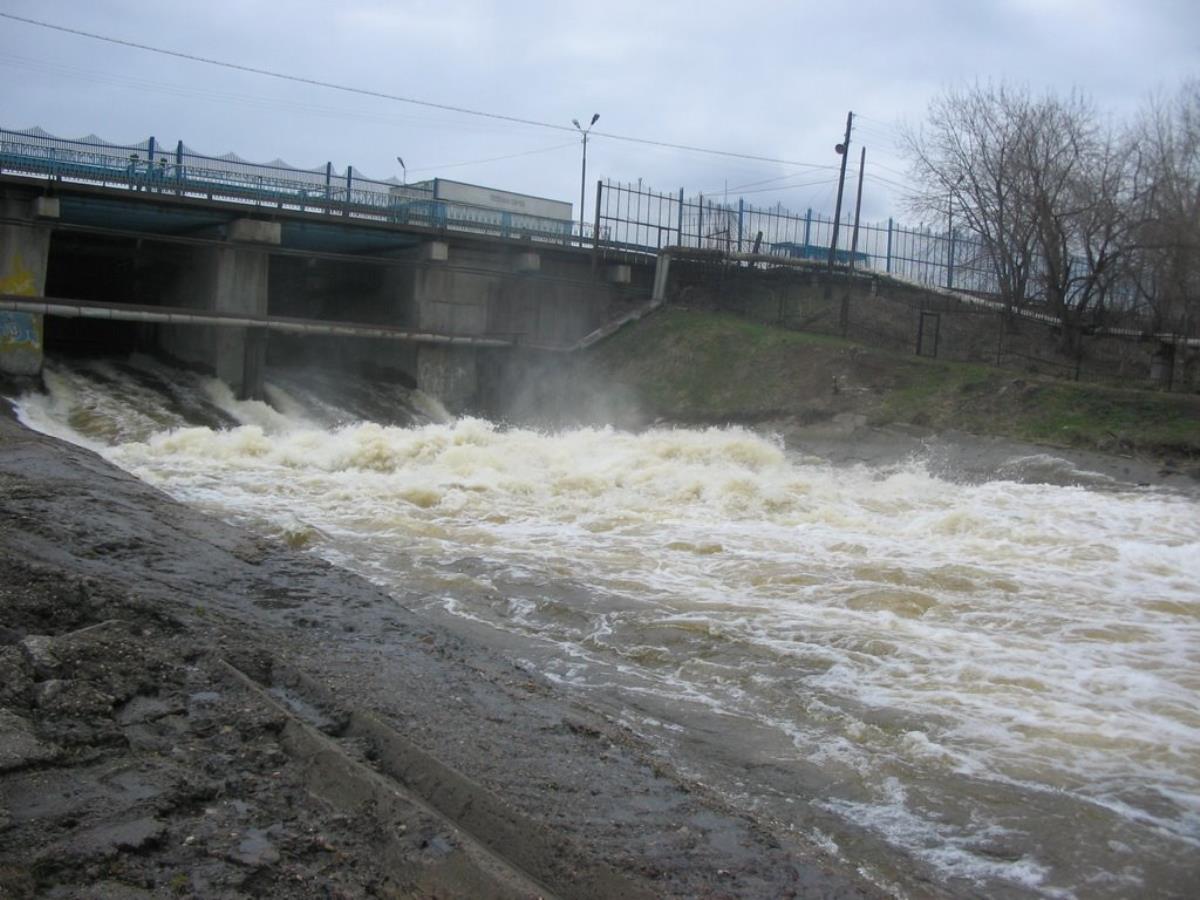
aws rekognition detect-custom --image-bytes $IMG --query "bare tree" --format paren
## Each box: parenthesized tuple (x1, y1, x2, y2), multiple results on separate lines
(902, 83, 1041, 316)
(1125, 81, 1200, 335)
(904, 83, 1160, 352)
(1018, 93, 1139, 351)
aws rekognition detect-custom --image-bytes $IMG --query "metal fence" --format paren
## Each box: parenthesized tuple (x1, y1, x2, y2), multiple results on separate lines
(594, 178, 1001, 293)
(0, 128, 575, 244)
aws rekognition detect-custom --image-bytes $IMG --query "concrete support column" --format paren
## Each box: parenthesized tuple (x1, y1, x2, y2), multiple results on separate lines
(0, 194, 58, 377)
(1150, 341, 1177, 389)
(417, 344, 478, 413)
(411, 241, 482, 413)
(606, 264, 631, 284)
(513, 252, 540, 274)
(160, 219, 279, 398)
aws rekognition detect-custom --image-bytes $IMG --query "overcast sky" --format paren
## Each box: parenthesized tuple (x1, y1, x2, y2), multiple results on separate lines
(2, 0, 1196, 224)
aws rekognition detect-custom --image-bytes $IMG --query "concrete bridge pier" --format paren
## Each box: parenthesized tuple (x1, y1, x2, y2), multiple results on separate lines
(417, 345, 478, 413)
(0, 191, 58, 377)
(159, 218, 280, 399)
(1150, 341, 1177, 389)
(411, 240, 489, 412)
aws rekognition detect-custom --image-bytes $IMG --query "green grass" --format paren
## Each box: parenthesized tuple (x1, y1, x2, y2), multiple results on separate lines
(1015, 383, 1200, 450)
(583, 307, 1200, 458)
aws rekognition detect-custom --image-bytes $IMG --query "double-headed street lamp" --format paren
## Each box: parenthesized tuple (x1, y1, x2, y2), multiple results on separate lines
(572, 113, 599, 243)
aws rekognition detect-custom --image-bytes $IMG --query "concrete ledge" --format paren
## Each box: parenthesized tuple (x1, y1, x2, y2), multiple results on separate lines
(422, 241, 450, 262)
(33, 197, 60, 219)
(606, 264, 632, 284)
(513, 252, 540, 274)
(227, 219, 282, 245)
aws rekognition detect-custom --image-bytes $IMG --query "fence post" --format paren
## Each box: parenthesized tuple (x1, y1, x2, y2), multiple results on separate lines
(698, 194, 704, 248)
(175, 140, 183, 193)
(804, 208, 812, 251)
(737, 198, 744, 253)
(345, 165, 352, 216)
(591, 179, 603, 271)
(947, 226, 955, 290)
(677, 187, 684, 247)
(886, 218, 893, 274)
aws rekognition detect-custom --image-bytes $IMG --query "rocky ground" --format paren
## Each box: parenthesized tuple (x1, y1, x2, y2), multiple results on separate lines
(0, 404, 886, 899)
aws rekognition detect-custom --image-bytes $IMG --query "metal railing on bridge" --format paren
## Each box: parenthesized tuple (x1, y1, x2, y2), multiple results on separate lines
(0, 127, 575, 245)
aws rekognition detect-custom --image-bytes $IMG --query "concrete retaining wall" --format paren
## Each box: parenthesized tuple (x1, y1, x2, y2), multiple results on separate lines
(668, 261, 1198, 391)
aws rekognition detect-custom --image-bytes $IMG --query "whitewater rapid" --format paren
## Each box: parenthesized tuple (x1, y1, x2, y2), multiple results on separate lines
(12, 357, 1200, 898)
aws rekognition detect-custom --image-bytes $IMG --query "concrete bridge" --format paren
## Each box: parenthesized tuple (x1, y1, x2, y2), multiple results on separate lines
(0, 174, 652, 410)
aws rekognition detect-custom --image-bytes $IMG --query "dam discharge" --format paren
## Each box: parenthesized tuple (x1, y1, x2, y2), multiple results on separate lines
(13, 357, 1200, 898)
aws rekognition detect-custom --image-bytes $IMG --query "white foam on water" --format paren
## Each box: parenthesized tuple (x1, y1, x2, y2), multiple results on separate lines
(12, 359, 1200, 896)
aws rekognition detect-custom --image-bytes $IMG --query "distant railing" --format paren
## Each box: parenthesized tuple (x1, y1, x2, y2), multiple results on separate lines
(0, 128, 575, 244)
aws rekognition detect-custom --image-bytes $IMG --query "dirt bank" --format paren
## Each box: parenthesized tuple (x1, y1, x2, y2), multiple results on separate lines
(767, 413, 1200, 494)
(516, 307, 1200, 474)
(0, 404, 886, 899)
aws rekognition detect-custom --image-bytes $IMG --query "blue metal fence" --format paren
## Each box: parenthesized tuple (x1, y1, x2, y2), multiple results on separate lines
(0, 128, 574, 243)
(594, 178, 1000, 294)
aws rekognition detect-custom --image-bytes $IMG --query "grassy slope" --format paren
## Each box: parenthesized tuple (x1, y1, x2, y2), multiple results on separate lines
(578, 307, 1200, 458)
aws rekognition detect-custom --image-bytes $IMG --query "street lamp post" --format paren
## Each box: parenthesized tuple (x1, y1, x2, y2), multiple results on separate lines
(396, 156, 406, 185)
(572, 113, 599, 244)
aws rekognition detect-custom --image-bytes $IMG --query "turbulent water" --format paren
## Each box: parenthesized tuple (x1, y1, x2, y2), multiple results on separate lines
(12, 356, 1200, 898)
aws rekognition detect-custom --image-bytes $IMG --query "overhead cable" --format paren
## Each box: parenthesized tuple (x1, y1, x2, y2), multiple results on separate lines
(2, 12, 844, 170)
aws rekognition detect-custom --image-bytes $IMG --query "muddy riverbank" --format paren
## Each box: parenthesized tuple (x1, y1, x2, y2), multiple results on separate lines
(0, 404, 887, 899)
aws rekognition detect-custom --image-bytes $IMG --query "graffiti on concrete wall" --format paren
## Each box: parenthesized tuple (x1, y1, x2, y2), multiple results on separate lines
(0, 253, 44, 356)
(1, 311, 41, 346)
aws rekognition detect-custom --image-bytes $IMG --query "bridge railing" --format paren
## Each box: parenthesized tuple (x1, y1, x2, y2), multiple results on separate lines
(0, 128, 575, 244)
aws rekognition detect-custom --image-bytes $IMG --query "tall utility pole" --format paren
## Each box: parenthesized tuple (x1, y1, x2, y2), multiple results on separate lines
(827, 110, 854, 271)
(573, 113, 599, 245)
(849, 146, 866, 272)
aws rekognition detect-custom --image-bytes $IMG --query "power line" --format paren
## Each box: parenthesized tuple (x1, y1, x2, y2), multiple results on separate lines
(1, 11, 847, 171)
(0, 13, 571, 134)
(409, 141, 578, 174)
(720, 176, 841, 198)
(869, 160, 911, 180)
(854, 112, 904, 134)
(0, 52, 536, 136)
(863, 171, 912, 192)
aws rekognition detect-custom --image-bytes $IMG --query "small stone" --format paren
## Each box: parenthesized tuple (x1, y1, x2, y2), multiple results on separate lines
(70, 817, 167, 857)
(19, 634, 59, 677)
(35, 679, 116, 717)
(0, 645, 35, 707)
(34, 679, 67, 706)
(228, 828, 280, 867)
(0, 709, 60, 771)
